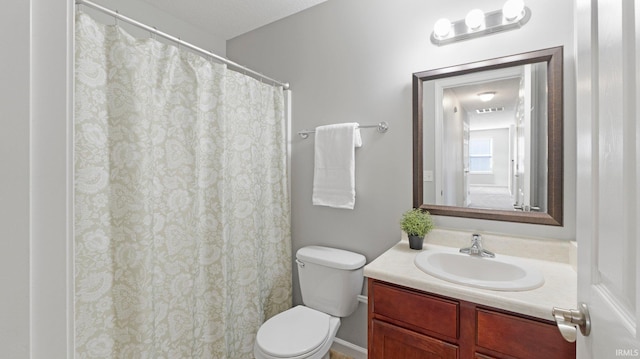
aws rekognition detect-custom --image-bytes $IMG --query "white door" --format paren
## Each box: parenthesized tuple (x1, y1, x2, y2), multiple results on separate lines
(575, 0, 640, 357)
(463, 121, 471, 207)
(513, 64, 533, 211)
(522, 64, 532, 210)
(515, 101, 525, 208)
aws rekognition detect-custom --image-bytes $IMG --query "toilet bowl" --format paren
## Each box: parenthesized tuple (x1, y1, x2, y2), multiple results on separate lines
(254, 306, 340, 359)
(254, 246, 366, 359)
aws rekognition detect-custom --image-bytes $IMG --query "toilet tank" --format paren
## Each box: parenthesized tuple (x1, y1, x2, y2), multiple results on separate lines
(296, 246, 366, 317)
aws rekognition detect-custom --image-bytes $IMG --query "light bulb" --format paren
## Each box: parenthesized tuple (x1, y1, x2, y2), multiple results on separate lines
(465, 9, 485, 30)
(503, 0, 525, 21)
(433, 18, 452, 39)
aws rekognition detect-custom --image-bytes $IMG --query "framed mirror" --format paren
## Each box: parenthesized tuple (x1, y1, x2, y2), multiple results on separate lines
(413, 47, 563, 225)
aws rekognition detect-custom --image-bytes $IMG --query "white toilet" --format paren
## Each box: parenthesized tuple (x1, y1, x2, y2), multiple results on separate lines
(254, 246, 366, 359)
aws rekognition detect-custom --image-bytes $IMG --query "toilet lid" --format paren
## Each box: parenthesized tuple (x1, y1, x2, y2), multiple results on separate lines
(256, 306, 331, 358)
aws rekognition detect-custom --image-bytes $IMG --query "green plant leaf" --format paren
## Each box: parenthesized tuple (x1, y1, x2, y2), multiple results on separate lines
(400, 209, 434, 237)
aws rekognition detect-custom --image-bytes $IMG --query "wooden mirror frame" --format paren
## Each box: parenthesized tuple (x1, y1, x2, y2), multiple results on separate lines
(412, 46, 563, 226)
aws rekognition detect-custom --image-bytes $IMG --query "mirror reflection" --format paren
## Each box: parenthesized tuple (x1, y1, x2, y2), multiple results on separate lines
(423, 62, 548, 212)
(413, 47, 563, 226)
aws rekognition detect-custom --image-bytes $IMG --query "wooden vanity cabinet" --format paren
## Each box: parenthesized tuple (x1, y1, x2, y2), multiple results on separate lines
(368, 279, 576, 359)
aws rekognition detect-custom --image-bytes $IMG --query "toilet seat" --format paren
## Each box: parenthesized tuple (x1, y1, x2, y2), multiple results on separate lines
(255, 306, 334, 358)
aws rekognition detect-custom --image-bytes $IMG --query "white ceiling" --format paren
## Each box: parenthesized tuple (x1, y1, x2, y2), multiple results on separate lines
(136, 0, 328, 40)
(449, 77, 522, 131)
(450, 78, 521, 114)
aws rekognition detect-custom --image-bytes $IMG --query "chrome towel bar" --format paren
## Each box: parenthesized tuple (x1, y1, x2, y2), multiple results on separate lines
(297, 121, 389, 139)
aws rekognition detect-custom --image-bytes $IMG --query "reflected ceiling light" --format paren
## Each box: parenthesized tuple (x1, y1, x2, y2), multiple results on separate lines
(478, 92, 496, 102)
(465, 9, 485, 30)
(433, 18, 452, 39)
(430, 1, 531, 46)
(503, 0, 525, 21)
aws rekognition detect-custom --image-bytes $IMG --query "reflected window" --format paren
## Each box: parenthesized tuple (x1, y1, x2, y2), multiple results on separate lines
(469, 138, 493, 173)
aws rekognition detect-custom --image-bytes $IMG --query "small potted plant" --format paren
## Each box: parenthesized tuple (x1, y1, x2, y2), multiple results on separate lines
(400, 208, 434, 250)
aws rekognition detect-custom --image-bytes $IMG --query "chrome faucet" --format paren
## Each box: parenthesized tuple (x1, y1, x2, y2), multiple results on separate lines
(459, 234, 495, 258)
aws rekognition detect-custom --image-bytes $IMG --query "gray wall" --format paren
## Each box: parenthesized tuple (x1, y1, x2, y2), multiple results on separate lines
(91, 0, 226, 55)
(1, 1, 30, 356)
(228, 0, 576, 348)
(2, 1, 73, 357)
(442, 89, 465, 206)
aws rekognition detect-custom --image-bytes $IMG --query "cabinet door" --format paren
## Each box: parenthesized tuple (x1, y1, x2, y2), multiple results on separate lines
(371, 281, 458, 339)
(370, 319, 458, 359)
(476, 309, 575, 359)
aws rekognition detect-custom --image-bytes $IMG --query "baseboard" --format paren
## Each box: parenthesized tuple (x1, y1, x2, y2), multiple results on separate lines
(331, 338, 367, 359)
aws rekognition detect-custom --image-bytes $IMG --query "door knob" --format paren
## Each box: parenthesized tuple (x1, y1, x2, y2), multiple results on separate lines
(552, 303, 591, 342)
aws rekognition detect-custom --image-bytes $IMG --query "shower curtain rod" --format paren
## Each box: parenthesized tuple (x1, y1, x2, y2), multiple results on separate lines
(75, 0, 290, 90)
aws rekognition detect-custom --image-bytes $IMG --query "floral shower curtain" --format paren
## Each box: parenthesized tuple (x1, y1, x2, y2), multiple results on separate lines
(74, 13, 291, 358)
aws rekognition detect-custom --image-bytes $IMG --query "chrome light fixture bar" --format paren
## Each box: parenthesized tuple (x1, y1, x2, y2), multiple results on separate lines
(430, 1, 531, 46)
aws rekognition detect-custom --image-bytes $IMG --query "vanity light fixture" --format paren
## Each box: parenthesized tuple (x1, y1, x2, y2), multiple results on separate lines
(430, 0, 531, 46)
(477, 91, 496, 102)
(503, 0, 526, 21)
(433, 18, 453, 39)
(465, 9, 485, 30)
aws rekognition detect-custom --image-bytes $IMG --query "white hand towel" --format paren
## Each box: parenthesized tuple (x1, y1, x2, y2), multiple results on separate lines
(312, 123, 362, 209)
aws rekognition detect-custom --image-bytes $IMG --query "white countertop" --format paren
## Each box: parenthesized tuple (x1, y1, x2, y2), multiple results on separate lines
(364, 239, 577, 321)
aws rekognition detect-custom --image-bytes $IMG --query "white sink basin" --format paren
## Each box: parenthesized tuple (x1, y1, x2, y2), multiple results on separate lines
(414, 248, 544, 291)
